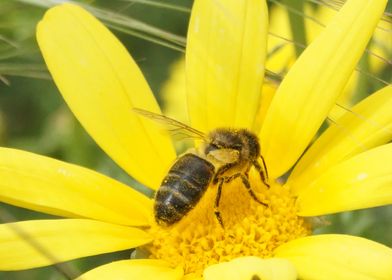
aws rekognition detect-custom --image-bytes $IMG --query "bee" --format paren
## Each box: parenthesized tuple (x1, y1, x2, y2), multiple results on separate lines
(133, 108, 270, 227)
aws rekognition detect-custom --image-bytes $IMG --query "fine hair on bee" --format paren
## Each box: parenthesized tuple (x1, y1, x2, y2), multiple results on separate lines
(133, 108, 270, 228)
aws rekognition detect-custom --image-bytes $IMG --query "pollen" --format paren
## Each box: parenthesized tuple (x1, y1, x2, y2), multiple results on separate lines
(146, 171, 311, 276)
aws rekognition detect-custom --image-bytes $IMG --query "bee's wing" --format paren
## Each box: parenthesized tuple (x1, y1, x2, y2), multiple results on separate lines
(133, 108, 207, 140)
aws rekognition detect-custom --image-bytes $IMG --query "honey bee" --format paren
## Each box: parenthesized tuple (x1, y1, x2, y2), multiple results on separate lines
(134, 108, 270, 227)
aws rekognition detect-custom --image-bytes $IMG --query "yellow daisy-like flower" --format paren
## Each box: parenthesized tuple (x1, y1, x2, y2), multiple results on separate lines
(1, 1, 392, 279)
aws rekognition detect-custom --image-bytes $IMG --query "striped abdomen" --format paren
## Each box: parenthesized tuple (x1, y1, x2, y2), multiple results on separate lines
(154, 153, 215, 226)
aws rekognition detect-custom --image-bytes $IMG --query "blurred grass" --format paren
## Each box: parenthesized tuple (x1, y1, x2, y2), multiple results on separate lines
(0, 0, 390, 279)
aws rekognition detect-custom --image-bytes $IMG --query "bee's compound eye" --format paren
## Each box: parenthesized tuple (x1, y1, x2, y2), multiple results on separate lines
(204, 143, 219, 155)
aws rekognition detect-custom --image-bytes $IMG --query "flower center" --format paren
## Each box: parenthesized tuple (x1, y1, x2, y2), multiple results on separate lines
(146, 171, 311, 276)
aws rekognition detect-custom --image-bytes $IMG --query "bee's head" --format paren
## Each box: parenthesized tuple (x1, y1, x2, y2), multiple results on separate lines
(204, 128, 260, 161)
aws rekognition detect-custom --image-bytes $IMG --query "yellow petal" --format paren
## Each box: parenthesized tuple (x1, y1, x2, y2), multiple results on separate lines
(274, 234, 392, 280)
(260, 0, 387, 178)
(306, 4, 388, 121)
(254, 82, 277, 132)
(36, 3, 176, 189)
(186, 0, 268, 132)
(76, 259, 183, 280)
(204, 256, 297, 280)
(296, 143, 392, 216)
(265, 5, 295, 74)
(0, 219, 151, 270)
(0, 148, 152, 226)
(161, 57, 188, 123)
(183, 273, 203, 280)
(289, 85, 392, 194)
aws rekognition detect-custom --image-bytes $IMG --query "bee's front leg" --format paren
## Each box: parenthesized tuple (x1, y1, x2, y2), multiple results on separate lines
(253, 157, 270, 188)
(212, 162, 236, 184)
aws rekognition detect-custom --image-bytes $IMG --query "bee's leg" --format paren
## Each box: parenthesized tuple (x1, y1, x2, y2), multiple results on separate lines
(222, 172, 268, 207)
(213, 162, 236, 184)
(240, 173, 268, 207)
(223, 173, 240, 183)
(214, 178, 225, 228)
(253, 157, 270, 188)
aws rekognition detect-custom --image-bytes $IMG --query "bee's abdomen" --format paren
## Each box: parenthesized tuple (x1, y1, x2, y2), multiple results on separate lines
(154, 153, 215, 226)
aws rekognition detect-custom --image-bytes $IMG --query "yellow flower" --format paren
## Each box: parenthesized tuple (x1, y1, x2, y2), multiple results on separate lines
(0, 1, 391, 280)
